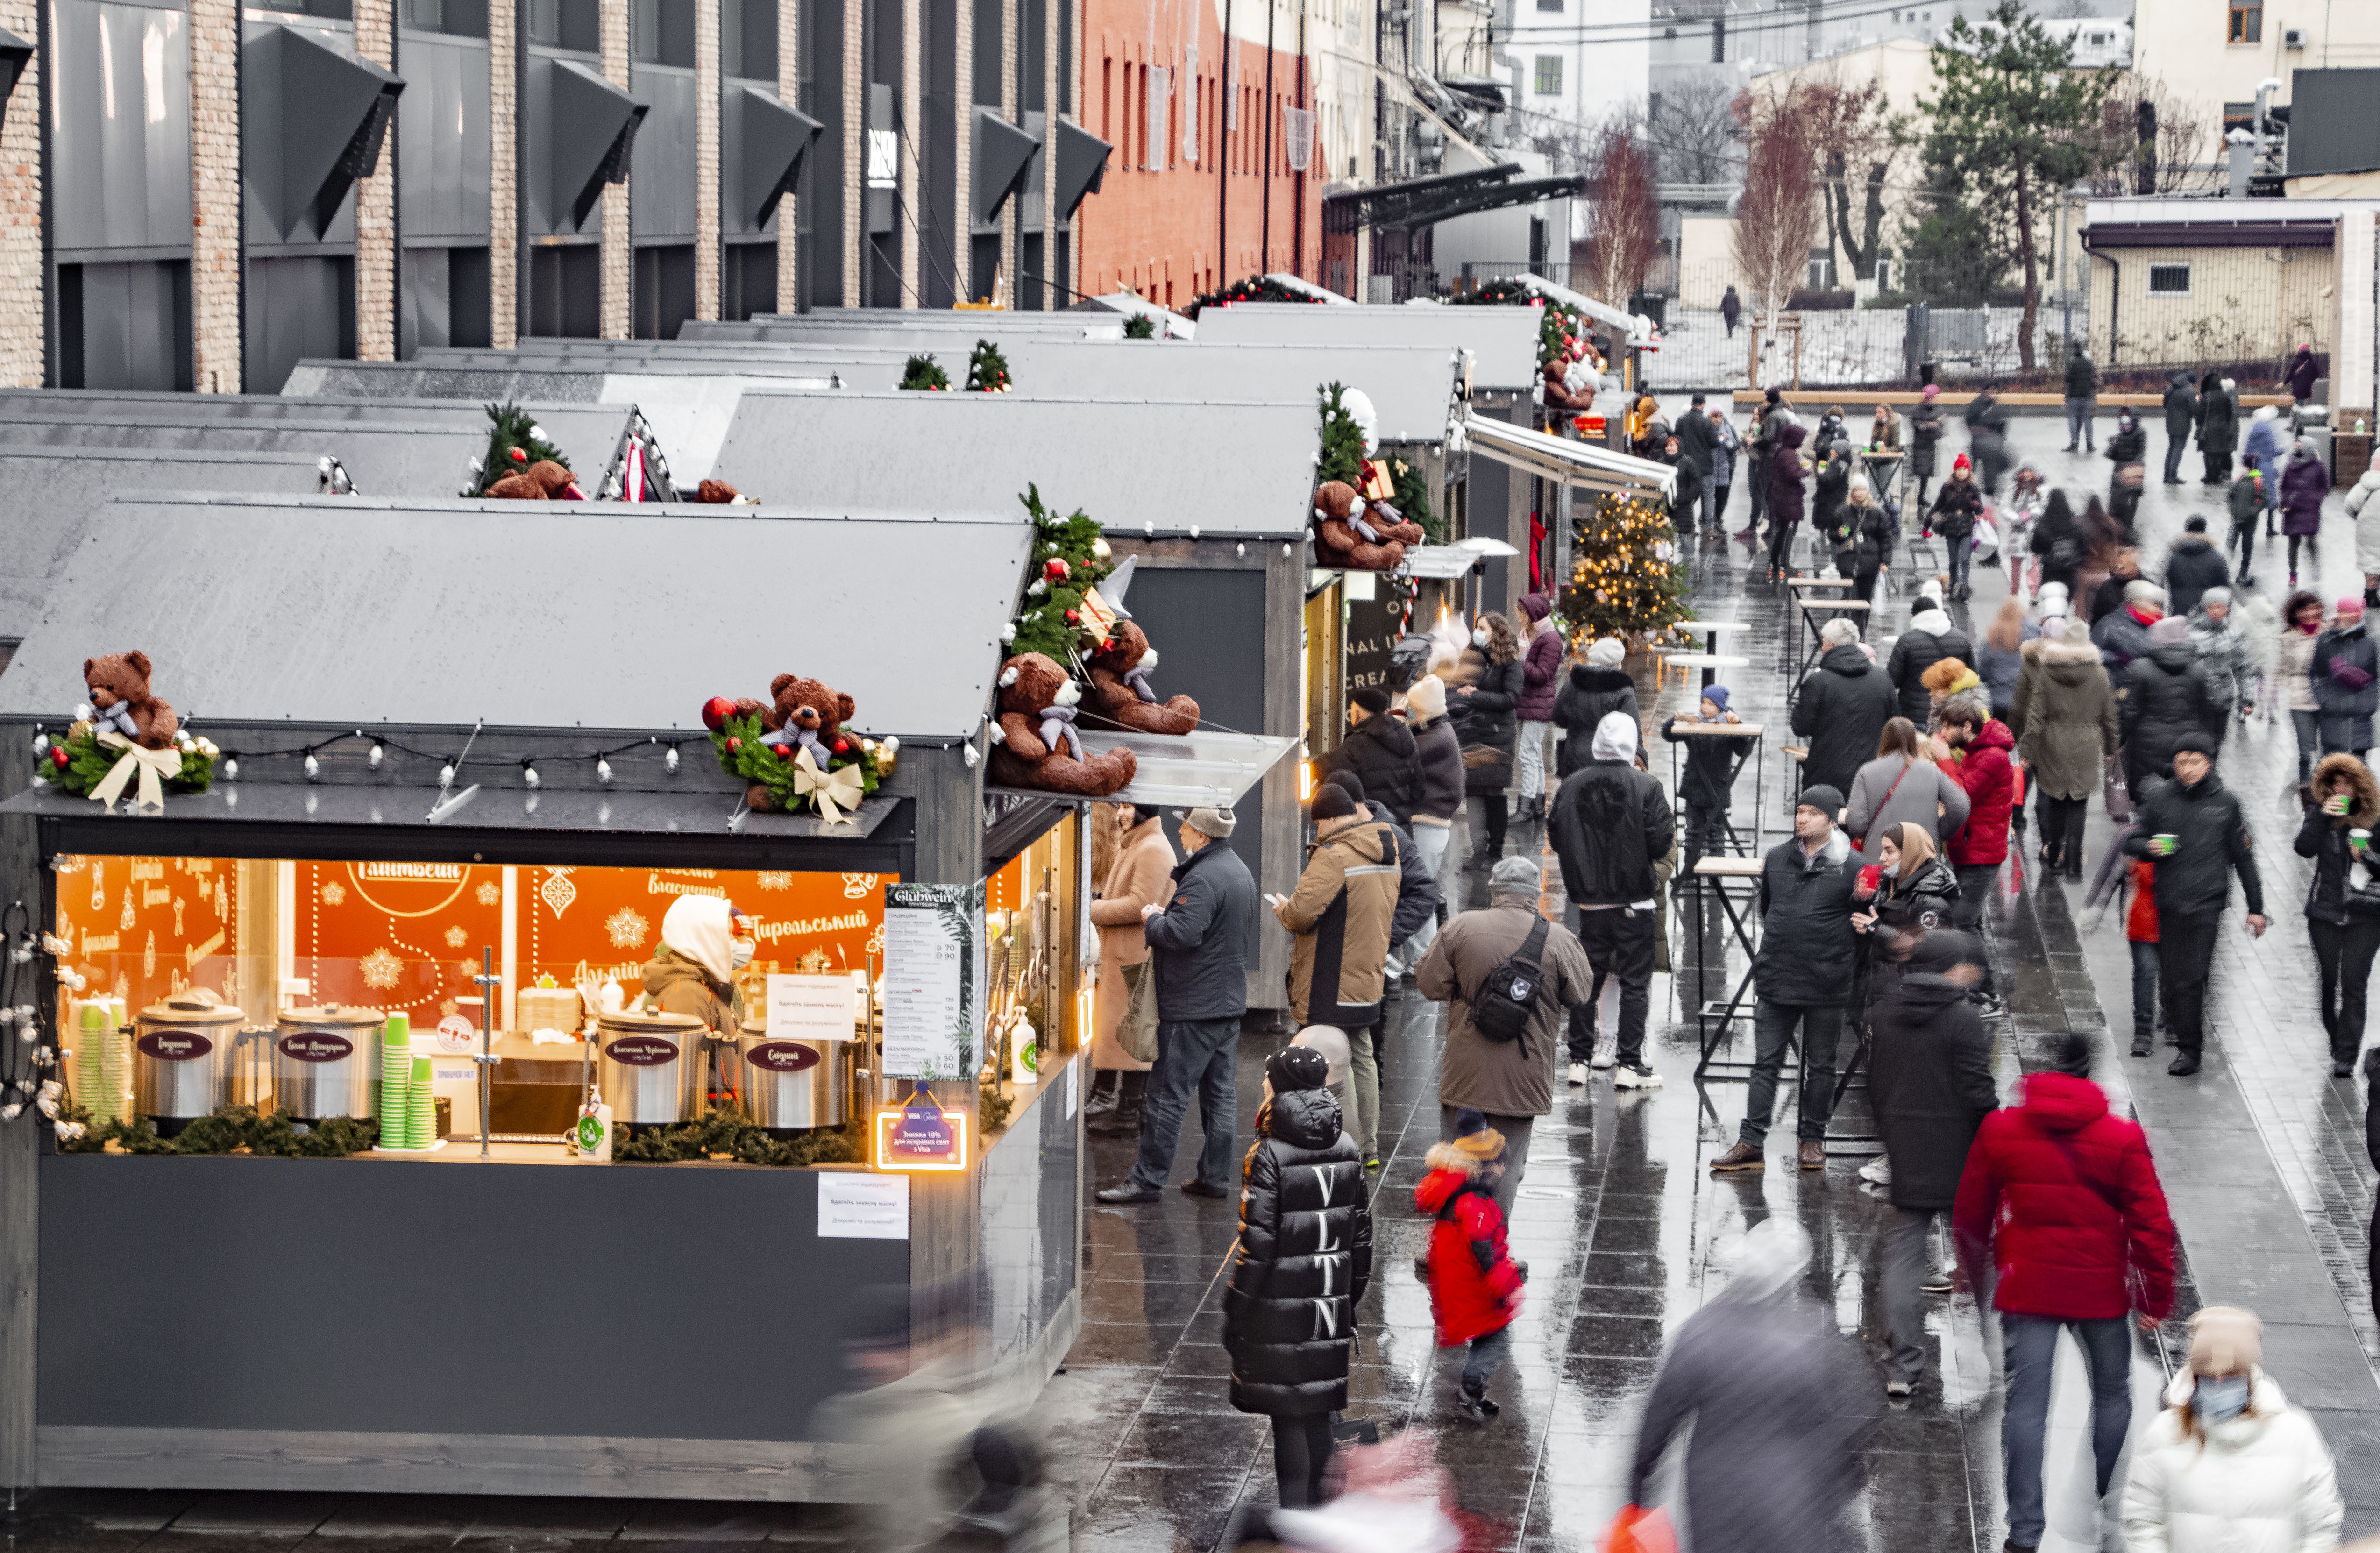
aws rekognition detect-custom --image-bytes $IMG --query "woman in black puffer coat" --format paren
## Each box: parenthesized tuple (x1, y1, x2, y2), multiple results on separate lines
(1852, 821, 1960, 1020)
(1452, 612, 1525, 861)
(1224, 1045, 1372, 1510)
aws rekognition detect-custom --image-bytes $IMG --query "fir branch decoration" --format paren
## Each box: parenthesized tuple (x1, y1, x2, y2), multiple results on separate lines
(900, 353, 951, 391)
(1183, 272, 1325, 320)
(1557, 491, 1689, 643)
(1122, 314, 1157, 340)
(40, 721, 216, 799)
(965, 339, 1013, 391)
(57, 1103, 379, 1156)
(609, 1104, 863, 1166)
(709, 711, 881, 812)
(1316, 382, 1367, 488)
(1004, 484, 1115, 661)
(469, 401, 571, 495)
(1391, 457, 1444, 543)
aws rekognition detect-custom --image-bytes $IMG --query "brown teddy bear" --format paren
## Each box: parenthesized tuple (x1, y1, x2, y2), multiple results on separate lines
(84, 652, 177, 750)
(696, 479, 740, 503)
(486, 460, 582, 500)
(1311, 479, 1423, 571)
(987, 653, 1136, 797)
(1086, 622, 1199, 735)
(732, 674, 858, 811)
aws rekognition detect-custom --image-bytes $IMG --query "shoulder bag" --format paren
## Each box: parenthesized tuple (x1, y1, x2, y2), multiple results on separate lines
(1468, 914, 1551, 1044)
(1117, 961, 1160, 1063)
(1850, 759, 1913, 853)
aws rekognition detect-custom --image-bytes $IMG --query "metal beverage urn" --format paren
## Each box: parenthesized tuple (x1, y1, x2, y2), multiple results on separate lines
(733, 1019, 849, 1133)
(594, 1009, 711, 1125)
(131, 993, 249, 1131)
(271, 1004, 386, 1121)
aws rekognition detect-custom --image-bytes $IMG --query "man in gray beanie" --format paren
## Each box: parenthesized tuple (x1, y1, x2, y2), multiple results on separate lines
(1415, 855, 1594, 1217)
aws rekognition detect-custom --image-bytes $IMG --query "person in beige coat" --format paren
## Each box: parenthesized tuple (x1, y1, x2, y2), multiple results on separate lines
(1085, 805, 1176, 1136)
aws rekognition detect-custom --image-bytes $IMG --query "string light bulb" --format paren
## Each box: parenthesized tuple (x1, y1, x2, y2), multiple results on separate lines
(521, 762, 541, 789)
(303, 753, 320, 781)
(368, 743, 384, 769)
(438, 763, 455, 789)
(664, 745, 680, 774)
(222, 757, 238, 780)
(596, 758, 613, 785)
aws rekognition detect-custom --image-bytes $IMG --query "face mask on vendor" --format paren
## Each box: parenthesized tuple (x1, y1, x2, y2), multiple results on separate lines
(729, 909, 756, 970)
(731, 938, 755, 970)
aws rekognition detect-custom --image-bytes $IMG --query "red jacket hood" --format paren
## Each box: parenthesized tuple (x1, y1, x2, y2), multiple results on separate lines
(2018, 1070, 2110, 1134)
(1415, 1163, 1473, 1215)
(1968, 718, 2015, 756)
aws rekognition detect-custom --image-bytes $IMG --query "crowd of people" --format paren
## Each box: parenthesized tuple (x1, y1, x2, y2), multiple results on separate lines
(1065, 355, 2373, 1550)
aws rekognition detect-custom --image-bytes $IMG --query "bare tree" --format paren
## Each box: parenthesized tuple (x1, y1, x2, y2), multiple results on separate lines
(1581, 122, 1661, 304)
(2095, 74, 2224, 196)
(1794, 73, 1902, 285)
(1645, 76, 1738, 184)
(1733, 91, 1822, 359)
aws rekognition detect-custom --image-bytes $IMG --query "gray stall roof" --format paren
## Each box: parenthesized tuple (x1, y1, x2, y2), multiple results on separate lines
(745, 310, 1129, 333)
(0, 496, 1030, 738)
(1189, 302, 1540, 390)
(708, 390, 1319, 537)
(0, 400, 638, 494)
(0, 447, 322, 642)
(997, 340, 1460, 444)
(687, 315, 1126, 345)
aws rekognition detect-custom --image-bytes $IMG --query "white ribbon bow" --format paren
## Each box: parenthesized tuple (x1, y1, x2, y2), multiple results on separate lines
(89, 730, 183, 813)
(791, 745, 866, 828)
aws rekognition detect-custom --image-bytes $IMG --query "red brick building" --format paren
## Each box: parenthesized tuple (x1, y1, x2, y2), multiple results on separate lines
(1073, 0, 1326, 308)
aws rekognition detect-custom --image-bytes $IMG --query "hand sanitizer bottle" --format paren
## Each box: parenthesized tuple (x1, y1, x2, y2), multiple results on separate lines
(574, 1085, 614, 1162)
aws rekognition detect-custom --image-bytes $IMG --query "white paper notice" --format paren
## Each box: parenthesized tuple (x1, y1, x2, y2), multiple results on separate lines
(768, 973, 855, 1041)
(818, 1174, 911, 1239)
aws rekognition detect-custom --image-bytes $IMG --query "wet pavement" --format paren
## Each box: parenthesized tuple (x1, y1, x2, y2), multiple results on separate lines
(5, 409, 2377, 1551)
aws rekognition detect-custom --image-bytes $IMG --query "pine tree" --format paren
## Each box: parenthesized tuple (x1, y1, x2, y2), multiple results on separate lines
(1316, 382, 1367, 488)
(901, 353, 951, 391)
(1557, 492, 1688, 643)
(965, 339, 1012, 391)
(1122, 315, 1156, 340)
(471, 401, 570, 495)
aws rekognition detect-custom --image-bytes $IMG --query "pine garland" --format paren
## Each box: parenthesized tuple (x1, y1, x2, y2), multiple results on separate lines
(57, 1102, 379, 1157)
(1003, 484, 1114, 662)
(1183, 273, 1327, 320)
(1390, 456, 1444, 543)
(610, 1103, 862, 1166)
(709, 711, 881, 812)
(1450, 281, 1590, 373)
(1316, 382, 1367, 488)
(965, 339, 1013, 391)
(1557, 491, 1689, 643)
(901, 353, 951, 391)
(1122, 315, 1156, 340)
(470, 401, 571, 495)
(38, 721, 216, 798)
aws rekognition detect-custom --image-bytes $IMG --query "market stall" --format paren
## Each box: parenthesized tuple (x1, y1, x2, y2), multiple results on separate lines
(0, 492, 1219, 1501)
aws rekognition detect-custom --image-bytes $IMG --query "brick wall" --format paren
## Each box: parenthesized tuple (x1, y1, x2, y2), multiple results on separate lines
(776, 0, 797, 310)
(190, 0, 242, 392)
(353, 0, 397, 359)
(695, 0, 720, 318)
(491, 0, 518, 345)
(600, 0, 631, 337)
(0, 0, 42, 384)
(2089, 242, 2338, 369)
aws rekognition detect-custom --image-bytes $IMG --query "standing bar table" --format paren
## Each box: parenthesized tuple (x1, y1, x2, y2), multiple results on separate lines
(1790, 597, 1873, 695)
(1662, 652, 1748, 692)
(1784, 576, 1855, 679)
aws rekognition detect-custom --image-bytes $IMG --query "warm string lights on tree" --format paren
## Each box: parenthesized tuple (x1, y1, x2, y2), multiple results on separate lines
(1557, 491, 1690, 644)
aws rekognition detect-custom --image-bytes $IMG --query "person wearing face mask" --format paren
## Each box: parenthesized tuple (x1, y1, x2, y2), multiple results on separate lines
(2122, 1305, 2341, 1553)
(641, 894, 750, 1035)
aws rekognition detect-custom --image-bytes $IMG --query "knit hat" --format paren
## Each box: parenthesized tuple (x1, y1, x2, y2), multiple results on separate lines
(1588, 637, 1626, 668)
(1702, 685, 1732, 714)
(1185, 806, 1236, 838)
(1448, 1107, 1506, 1161)
(1265, 1044, 1330, 1095)
(2125, 579, 2169, 610)
(1798, 784, 1846, 816)
(2041, 616, 2068, 640)
(1405, 676, 1447, 720)
(1518, 592, 1551, 624)
(2187, 1305, 2262, 1376)
(1490, 855, 1542, 896)
(2341, 597, 2367, 619)
(1311, 785, 1357, 822)
(1953, 453, 1971, 471)
(1351, 687, 1392, 716)
(2148, 616, 2189, 645)
(2171, 730, 2216, 758)
(1906, 929, 1978, 976)
(1324, 769, 1367, 804)
(2200, 586, 2232, 610)
(1920, 384, 1941, 401)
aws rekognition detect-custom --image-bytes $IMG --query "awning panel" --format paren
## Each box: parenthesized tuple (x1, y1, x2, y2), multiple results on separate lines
(1461, 410, 1677, 498)
(988, 729, 1297, 810)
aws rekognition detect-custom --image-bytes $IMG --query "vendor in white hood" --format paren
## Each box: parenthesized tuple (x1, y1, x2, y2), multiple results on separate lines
(640, 894, 752, 1034)
(2123, 1305, 2341, 1553)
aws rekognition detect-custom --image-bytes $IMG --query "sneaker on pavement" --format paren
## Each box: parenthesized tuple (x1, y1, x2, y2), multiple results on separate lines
(1454, 1389, 1501, 1421)
(1920, 1269, 1954, 1294)
(1590, 1046, 1617, 1070)
(1798, 1140, 1826, 1170)
(1885, 1380, 1914, 1400)
(1567, 1061, 1588, 1086)
(1710, 1141, 1765, 1172)
(1614, 1065, 1663, 1089)
(2169, 1054, 2202, 1076)
(1858, 1156, 1893, 1185)
(2131, 1032, 2154, 1057)
(1971, 992, 2008, 1020)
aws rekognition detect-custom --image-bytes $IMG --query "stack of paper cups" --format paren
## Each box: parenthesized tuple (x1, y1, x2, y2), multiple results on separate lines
(407, 1056, 434, 1149)
(379, 1015, 411, 1146)
(79, 1001, 122, 1125)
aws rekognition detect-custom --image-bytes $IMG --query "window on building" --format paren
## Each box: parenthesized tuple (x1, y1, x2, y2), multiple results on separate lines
(2228, 3, 2260, 42)
(1534, 54, 1562, 94)
(1536, 0, 1560, 11)
(2148, 263, 2191, 296)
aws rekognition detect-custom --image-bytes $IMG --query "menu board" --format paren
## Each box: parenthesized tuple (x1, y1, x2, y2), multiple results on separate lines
(880, 881, 984, 1079)
(52, 854, 240, 1010)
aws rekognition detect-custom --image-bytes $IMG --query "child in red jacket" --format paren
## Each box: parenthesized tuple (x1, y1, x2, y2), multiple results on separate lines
(1933, 693, 2018, 1009)
(2126, 858, 2160, 1057)
(1416, 1109, 1525, 1422)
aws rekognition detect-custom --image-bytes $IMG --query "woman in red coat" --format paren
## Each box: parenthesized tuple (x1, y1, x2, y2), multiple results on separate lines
(1954, 1033, 2175, 1553)
(1935, 694, 2018, 1008)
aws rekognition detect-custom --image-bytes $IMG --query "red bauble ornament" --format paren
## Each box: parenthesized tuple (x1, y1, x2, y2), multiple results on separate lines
(1064, 609, 1080, 624)
(49, 746, 67, 769)
(509, 446, 528, 462)
(833, 738, 850, 754)
(727, 737, 743, 754)
(1044, 558, 1071, 581)
(701, 695, 739, 730)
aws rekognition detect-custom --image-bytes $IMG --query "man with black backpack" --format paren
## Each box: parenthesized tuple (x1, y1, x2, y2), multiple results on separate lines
(1415, 855, 1594, 1218)
(1549, 711, 1678, 1089)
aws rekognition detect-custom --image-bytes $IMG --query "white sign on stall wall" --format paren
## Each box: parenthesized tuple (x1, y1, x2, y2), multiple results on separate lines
(768, 974, 855, 1041)
(818, 1173, 910, 1239)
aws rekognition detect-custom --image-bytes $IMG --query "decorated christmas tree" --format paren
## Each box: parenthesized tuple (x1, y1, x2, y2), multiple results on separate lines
(1122, 314, 1156, 339)
(965, 339, 1012, 391)
(1003, 485, 1115, 661)
(900, 353, 951, 391)
(1316, 382, 1367, 487)
(469, 402, 570, 495)
(1557, 491, 1688, 643)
